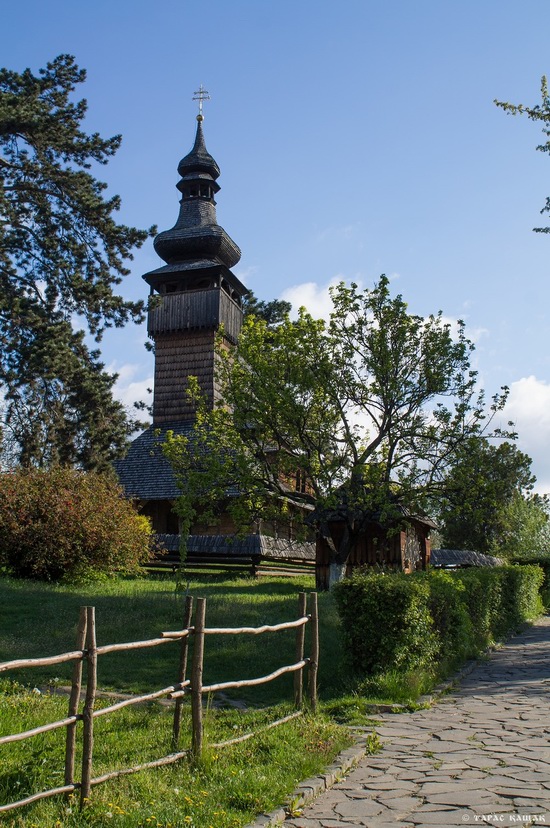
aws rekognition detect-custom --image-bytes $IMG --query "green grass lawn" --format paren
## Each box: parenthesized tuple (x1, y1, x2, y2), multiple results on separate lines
(0, 573, 346, 703)
(0, 573, 370, 827)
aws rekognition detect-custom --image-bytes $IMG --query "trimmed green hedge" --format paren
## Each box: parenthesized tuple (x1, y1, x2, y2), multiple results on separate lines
(331, 573, 439, 675)
(512, 557, 550, 609)
(333, 565, 544, 679)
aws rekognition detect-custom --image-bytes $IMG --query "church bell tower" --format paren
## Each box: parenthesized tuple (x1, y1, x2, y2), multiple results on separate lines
(143, 93, 247, 424)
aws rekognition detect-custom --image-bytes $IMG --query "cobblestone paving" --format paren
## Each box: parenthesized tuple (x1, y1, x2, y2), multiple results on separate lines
(284, 617, 550, 827)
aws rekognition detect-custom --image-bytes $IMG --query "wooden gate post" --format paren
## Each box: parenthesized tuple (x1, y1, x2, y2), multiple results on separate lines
(191, 597, 206, 760)
(64, 607, 87, 792)
(172, 595, 194, 748)
(308, 592, 319, 713)
(294, 592, 307, 708)
(80, 607, 97, 808)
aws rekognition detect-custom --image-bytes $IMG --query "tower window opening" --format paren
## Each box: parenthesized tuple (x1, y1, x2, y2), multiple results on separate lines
(295, 470, 308, 494)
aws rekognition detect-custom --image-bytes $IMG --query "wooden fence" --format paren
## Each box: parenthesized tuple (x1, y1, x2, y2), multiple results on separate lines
(0, 592, 318, 815)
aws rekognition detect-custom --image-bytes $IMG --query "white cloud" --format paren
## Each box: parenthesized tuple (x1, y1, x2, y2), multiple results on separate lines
(505, 376, 550, 494)
(109, 362, 153, 419)
(439, 315, 489, 345)
(280, 277, 346, 320)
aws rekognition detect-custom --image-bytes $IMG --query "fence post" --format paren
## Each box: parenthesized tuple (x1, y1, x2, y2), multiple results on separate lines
(294, 592, 307, 708)
(80, 606, 97, 809)
(191, 597, 206, 760)
(308, 592, 319, 713)
(64, 607, 87, 793)
(172, 595, 194, 748)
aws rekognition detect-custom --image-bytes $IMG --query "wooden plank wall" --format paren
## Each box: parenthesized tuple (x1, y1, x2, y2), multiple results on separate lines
(147, 289, 242, 343)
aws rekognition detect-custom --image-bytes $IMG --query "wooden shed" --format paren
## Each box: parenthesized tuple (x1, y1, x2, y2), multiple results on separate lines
(315, 513, 435, 591)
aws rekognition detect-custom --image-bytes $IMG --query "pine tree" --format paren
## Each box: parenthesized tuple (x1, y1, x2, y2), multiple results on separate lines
(0, 55, 154, 468)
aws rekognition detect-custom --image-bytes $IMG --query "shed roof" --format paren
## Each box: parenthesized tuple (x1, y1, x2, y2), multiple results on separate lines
(155, 533, 316, 560)
(431, 549, 504, 568)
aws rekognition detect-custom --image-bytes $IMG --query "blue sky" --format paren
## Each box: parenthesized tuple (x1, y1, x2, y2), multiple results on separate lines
(5, 1, 550, 489)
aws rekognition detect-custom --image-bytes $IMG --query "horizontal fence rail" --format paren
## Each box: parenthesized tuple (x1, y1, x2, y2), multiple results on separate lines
(0, 592, 318, 815)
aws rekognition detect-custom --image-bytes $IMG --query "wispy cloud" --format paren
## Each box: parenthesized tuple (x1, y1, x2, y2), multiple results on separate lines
(108, 362, 153, 418)
(313, 223, 361, 244)
(505, 376, 550, 494)
(280, 277, 347, 320)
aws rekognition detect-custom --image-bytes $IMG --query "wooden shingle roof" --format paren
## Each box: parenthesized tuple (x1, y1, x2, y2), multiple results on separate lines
(114, 422, 193, 501)
(431, 549, 504, 568)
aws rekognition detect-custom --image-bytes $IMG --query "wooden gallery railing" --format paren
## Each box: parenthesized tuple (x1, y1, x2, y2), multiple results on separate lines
(0, 591, 319, 814)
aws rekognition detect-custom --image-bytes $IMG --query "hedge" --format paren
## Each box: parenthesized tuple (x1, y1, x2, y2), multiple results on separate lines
(333, 565, 544, 679)
(512, 557, 550, 609)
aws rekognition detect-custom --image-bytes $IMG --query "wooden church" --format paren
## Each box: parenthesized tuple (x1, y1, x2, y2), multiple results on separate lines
(115, 99, 315, 567)
(116, 94, 436, 582)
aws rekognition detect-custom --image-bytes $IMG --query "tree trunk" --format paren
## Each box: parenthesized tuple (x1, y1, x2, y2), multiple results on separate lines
(328, 560, 347, 589)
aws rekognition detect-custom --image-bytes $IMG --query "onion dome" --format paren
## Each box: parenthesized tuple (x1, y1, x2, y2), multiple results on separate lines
(151, 115, 241, 271)
(177, 117, 220, 180)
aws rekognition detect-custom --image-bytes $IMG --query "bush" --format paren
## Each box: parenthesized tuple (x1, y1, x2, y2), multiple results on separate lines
(512, 557, 550, 609)
(333, 571, 439, 676)
(423, 570, 474, 665)
(453, 566, 544, 646)
(0, 468, 153, 582)
(334, 565, 544, 681)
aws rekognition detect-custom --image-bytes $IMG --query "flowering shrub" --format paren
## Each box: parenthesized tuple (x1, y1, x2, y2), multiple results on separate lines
(0, 468, 153, 581)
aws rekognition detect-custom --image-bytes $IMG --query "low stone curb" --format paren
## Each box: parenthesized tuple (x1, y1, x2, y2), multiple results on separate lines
(242, 732, 371, 828)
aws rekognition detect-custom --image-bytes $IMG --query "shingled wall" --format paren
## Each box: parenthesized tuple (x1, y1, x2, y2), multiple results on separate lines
(153, 330, 223, 423)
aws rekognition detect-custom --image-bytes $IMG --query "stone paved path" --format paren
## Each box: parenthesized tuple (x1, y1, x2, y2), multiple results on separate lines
(284, 617, 550, 827)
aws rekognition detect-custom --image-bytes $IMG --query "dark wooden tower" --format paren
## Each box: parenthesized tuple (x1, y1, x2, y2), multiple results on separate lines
(143, 112, 247, 423)
(115, 106, 315, 567)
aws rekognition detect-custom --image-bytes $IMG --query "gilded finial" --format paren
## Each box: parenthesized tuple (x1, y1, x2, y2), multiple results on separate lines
(193, 85, 210, 121)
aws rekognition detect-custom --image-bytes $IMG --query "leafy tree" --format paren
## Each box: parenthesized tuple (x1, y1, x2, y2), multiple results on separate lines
(438, 438, 536, 554)
(493, 492, 550, 559)
(495, 77, 550, 233)
(0, 467, 153, 581)
(0, 54, 154, 468)
(242, 290, 292, 325)
(163, 276, 510, 585)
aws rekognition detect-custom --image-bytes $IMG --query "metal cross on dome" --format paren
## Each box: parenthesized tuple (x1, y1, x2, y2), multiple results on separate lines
(193, 85, 211, 119)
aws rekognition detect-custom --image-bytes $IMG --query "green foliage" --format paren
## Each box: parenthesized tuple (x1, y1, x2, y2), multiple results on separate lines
(333, 566, 543, 681)
(438, 438, 535, 554)
(0, 55, 154, 468)
(333, 571, 439, 675)
(493, 492, 550, 558)
(452, 566, 544, 646)
(164, 276, 510, 570)
(0, 467, 153, 581)
(495, 76, 550, 233)
(242, 290, 292, 325)
(422, 570, 474, 664)
(512, 556, 550, 609)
